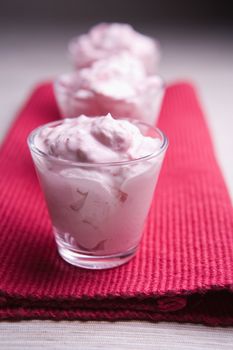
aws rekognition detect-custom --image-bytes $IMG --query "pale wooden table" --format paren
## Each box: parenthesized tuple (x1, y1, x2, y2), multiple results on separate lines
(0, 24, 233, 349)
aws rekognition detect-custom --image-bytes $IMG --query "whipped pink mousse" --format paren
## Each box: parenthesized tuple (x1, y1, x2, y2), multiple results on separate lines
(31, 114, 167, 263)
(54, 53, 164, 124)
(69, 23, 160, 75)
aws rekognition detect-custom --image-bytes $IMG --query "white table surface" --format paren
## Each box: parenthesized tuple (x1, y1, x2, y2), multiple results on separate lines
(0, 24, 233, 349)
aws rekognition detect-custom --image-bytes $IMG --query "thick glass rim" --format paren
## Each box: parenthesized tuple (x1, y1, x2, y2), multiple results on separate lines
(27, 117, 168, 168)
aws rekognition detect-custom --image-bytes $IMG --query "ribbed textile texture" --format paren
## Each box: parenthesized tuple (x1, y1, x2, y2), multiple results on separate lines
(0, 82, 232, 326)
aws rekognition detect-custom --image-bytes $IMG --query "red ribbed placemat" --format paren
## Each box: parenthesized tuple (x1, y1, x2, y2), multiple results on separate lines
(0, 82, 232, 326)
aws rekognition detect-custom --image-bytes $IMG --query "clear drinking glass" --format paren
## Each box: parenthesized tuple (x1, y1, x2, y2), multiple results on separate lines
(54, 75, 165, 125)
(28, 119, 168, 269)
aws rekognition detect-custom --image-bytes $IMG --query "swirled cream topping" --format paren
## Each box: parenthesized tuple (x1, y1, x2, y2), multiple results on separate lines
(36, 114, 160, 163)
(58, 53, 147, 100)
(69, 22, 160, 74)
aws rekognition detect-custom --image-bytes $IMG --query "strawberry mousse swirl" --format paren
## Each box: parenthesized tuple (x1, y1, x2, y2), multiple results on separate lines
(54, 53, 164, 123)
(36, 114, 161, 164)
(69, 23, 160, 74)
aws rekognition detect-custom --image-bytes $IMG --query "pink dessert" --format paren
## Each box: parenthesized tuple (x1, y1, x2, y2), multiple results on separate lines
(54, 53, 164, 125)
(29, 114, 168, 269)
(69, 23, 160, 75)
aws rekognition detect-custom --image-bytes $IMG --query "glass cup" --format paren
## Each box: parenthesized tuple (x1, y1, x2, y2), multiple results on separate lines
(28, 119, 168, 269)
(54, 75, 165, 126)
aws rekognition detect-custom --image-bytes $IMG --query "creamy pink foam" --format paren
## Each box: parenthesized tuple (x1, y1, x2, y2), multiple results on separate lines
(54, 54, 164, 124)
(36, 114, 159, 163)
(69, 23, 160, 74)
(34, 115, 165, 255)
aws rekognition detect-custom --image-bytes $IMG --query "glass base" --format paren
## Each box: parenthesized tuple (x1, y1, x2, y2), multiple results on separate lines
(56, 241, 138, 270)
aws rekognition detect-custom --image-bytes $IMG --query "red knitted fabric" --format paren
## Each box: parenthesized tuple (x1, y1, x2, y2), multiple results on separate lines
(0, 82, 232, 326)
